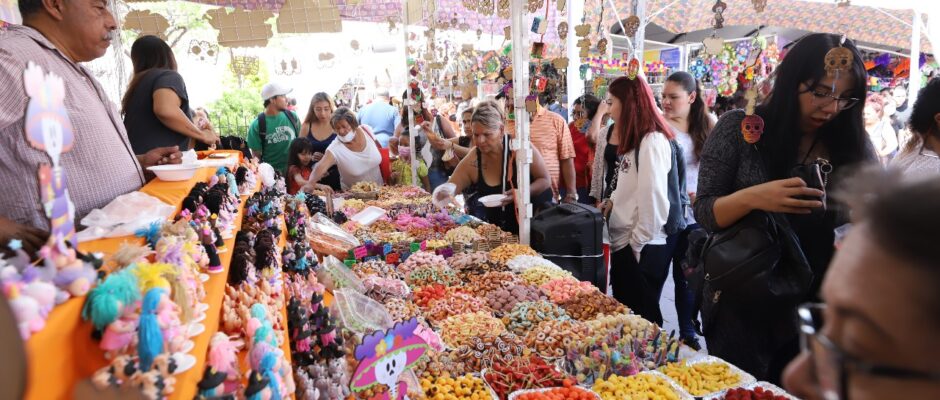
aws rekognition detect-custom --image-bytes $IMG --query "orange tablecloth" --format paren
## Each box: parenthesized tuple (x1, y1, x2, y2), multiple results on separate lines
(24, 152, 265, 400)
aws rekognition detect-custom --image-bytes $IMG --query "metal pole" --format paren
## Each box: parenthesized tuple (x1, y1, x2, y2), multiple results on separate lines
(567, 0, 585, 112)
(635, 0, 647, 61)
(510, 0, 531, 244)
(907, 10, 922, 108)
(403, 0, 418, 187)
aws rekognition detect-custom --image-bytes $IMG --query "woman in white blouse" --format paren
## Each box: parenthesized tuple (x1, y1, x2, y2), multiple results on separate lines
(308, 107, 384, 192)
(864, 93, 899, 164)
(603, 76, 676, 326)
(891, 78, 940, 180)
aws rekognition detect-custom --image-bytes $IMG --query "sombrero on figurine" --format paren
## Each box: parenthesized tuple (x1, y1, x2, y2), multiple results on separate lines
(350, 318, 429, 392)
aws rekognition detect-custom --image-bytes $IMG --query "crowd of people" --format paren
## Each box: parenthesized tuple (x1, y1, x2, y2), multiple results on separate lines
(1, 0, 939, 397)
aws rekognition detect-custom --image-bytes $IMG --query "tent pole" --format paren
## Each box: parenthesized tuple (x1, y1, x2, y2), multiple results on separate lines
(403, 0, 418, 187)
(567, 0, 586, 112)
(907, 10, 922, 108)
(510, 0, 532, 245)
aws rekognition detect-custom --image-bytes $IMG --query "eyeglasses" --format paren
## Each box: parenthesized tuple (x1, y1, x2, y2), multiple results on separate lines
(572, 111, 586, 118)
(798, 303, 940, 400)
(801, 88, 860, 110)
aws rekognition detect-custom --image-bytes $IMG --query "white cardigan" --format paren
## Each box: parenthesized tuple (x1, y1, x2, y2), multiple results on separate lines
(608, 131, 671, 255)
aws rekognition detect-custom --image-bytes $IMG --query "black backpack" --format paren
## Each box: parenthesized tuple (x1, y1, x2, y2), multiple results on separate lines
(633, 138, 690, 236)
(255, 111, 300, 151)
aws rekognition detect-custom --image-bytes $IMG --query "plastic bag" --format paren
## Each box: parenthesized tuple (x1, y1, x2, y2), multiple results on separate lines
(308, 213, 361, 259)
(77, 191, 175, 242)
(432, 183, 457, 209)
(331, 287, 393, 335)
(317, 256, 365, 293)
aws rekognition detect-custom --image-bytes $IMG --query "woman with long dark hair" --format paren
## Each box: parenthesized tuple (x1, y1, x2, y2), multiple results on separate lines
(604, 76, 676, 327)
(661, 71, 714, 350)
(694, 33, 876, 382)
(300, 92, 341, 191)
(568, 94, 601, 205)
(122, 35, 217, 154)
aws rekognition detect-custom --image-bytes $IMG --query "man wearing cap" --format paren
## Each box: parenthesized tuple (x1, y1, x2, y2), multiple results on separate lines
(247, 82, 300, 174)
(357, 88, 399, 148)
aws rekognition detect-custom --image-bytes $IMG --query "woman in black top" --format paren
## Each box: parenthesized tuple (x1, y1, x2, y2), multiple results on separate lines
(300, 92, 341, 191)
(438, 101, 552, 234)
(694, 33, 876, 382)
(122, 36, 218, 154)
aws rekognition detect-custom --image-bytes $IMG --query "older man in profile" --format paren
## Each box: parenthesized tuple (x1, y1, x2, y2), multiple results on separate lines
(0, 0, 181, 254)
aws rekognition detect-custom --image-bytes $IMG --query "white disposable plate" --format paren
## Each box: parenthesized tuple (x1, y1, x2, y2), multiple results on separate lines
(479, 194, 508, 207)
(172, 353, 197, 374)
(208, 153, 232, 159)
(196, 303, 209, 313)
(147, 164, 200, 181)
(350, 206, 387, 226)
(187, 323, 205, 337)
(180, 340, 195, 354)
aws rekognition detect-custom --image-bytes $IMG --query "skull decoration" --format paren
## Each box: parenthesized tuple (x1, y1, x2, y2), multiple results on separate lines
(824, 47, 853, 77)
(575, 23, 591, 37)
(597, 38, 608, 54)
(741, 114, 765, 144)
(751, 0, 767, 12)
(627, 58, 640, 80)
(557, 22, 568, 39)
(624, 15, 640, 37)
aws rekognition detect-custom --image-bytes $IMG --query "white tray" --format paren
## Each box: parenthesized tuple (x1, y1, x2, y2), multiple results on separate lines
(350, 206, 387, 226)
(660, 356, 757, 398)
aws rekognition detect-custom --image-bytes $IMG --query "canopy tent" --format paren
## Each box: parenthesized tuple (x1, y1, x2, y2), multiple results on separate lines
(596, 0, 932, 54)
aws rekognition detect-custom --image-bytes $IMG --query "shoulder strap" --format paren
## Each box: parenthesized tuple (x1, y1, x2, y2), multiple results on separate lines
(283, 110, 300, 132)
(256, 113, 267, 153)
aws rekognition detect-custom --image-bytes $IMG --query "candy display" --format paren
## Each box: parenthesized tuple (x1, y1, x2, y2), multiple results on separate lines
(557, 290, 627, 321)
(660, 359, 751, 397)
(490, 243, 539, 264)
(439, 311, 506, 348)
(425, 291, 491, 325)
(465, 271, 521, 298)
(511, 385, 601, 400)
(445, 225, 482, 245)
(506, 255, 562, 274)
(484, 356, 571, 399)
(350, 181, 380, 194)
(485, 284, 544, 316)
(520, 266, 573, 286)
(524, 320, 589, 359)
(406, 265, 460, 289)
(453, 331, 526, 372)
(592, 372, 687, 400)
(399, 250, 448, 276)
(721, 386, 792, 400)
(539, 278, 596, 303)
(502, 300, 570, 336)
(420, 373, 494, 399)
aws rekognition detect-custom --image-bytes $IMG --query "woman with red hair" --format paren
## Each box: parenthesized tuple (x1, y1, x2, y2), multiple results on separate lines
(864, 92, 898, 164)
(603, 76, 677, 326)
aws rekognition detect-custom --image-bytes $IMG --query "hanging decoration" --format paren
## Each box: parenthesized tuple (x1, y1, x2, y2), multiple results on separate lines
(751, 0, 767, 13)
(623, 15, 640, 37)
(711, 0, 727, 29)
(123, 10, 170, 40)
(824, 36, 853, 81)
(557, 22, 568, 40)
(741, 88, 763, 144)
(596, 38, 608, 54)
(188, 40, 219, 64)
(526, 0, 543, 14)
(229, 55, 260, 80)
(627, 58, 640, 80)
(276, 0, 342, 33)
(206, 8, 274, 48)
(276, 58, 301, 76)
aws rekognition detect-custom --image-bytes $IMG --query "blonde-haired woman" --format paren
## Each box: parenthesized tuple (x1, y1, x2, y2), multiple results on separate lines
(437, 100, 552, 234)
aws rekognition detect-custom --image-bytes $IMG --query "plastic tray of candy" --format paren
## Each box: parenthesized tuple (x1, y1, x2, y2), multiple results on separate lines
(592, 371, 693, 400)
(507, 386, 602, 400)
(660, 356, 757, 398)
(703, 381, 800, 400)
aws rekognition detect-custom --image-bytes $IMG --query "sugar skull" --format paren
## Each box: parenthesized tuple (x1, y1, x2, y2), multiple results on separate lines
(624, 15, 640, 37)
(597, 38, 608, 54)
(627, 58, 640, 80)
(824, 47, 853, 77)
(741, 115, 765, 144)
(557, 22, 568, 39)
(752, 0, 767, 12)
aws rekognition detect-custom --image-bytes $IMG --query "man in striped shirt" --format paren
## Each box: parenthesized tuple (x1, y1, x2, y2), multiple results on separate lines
(0, 0, 181, 254)
(503, 96, 577, 203)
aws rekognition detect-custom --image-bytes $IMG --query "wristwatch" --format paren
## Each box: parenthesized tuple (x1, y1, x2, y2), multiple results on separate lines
(564, 192, 578, 201)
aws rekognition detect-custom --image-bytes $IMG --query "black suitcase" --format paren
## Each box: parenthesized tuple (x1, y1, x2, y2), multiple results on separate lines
(530, 202, 606, 290)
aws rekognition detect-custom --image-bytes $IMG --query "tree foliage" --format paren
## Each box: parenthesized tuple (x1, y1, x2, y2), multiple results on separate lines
(207, 59, 270, 137)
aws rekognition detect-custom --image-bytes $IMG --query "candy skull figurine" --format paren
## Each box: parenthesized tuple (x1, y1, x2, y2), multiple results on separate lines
(627, 58, 640, 80)
(741, 115, 765, 144)
(624, 15, 640, 37)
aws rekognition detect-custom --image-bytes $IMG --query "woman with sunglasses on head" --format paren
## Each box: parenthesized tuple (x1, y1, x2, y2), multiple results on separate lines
(694, 33, 876, 383)
(661, 71, 715, 350)
(783, 169, 940, 400)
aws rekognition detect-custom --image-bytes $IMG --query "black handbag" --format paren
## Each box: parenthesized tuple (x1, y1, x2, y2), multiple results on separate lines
(693, 147, 817, 335)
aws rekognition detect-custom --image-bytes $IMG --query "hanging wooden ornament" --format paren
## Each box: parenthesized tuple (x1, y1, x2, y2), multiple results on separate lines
(526, 0, 543, 13)
(751, 0, 767, 13)
(597, 38, 608, 54)
(824, 39, 853, 78)
(552, 57, 569, 70)
(557, 22, 568, 40)
(627, 57, 640, 80)
(712, 0, 727, 29)
(504, 26, 511, 41)
(624, 15, 640, 37)
(535, 76, 548, 92)
(575, 24, 591, 37)
(741, 87, 763, 144)
(531, 42, 546, 59)
(476, 28, 483, 39)
(703, 35, 724, 56)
